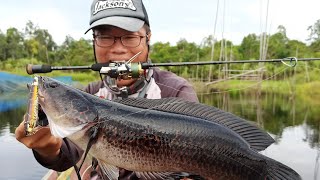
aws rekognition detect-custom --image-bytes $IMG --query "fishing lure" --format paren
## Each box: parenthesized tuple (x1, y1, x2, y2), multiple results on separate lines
(24, 76, 40, 136)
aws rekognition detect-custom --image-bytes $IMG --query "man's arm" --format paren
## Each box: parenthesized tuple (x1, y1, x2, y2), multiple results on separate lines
(33, 138, 83, 171)
(176, 86, 199, 102)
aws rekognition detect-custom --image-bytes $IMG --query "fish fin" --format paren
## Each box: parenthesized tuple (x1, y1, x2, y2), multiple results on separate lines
(96, 159, 119, 180)
(135, 171, 191, 180)
(265, 159, 301, 180)
(135, 172, 204, 180)
(114, 97, 274, 151)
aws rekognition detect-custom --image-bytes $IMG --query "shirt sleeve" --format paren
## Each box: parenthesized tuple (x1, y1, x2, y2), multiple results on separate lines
(176, 85, 199, 103)
(33, 138, 83, 172)
(152, 68, 199, 102)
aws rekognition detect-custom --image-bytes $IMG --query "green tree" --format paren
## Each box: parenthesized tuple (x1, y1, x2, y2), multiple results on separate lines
(307, 20, 320, 57)
(33, 29, 56, 62)
(53, 35, 75, 65)
(238, 34, 260, 60)
(60, 38, 93, 66)
(23, 21, 56, 62)
(307, 19, 320, 42)
(0, 30, 7, 61)
(6, 27, 25, 59)
(176, 39, 198, 62)
(267, 25, 289, 59)
(24, 20, 36, 39)
(150, 42, 179, 63)
(286, 40, 308, 57)
(24, 38, 40, 59)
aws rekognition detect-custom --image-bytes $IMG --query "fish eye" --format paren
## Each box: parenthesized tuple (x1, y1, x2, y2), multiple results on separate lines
(48, 82, 59, 88)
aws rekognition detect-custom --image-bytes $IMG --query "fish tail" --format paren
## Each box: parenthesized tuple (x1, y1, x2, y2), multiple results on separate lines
(264, 159, 301, 180)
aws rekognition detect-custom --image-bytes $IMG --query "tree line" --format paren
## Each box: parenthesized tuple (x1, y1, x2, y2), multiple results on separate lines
(1, 20, 319, 80)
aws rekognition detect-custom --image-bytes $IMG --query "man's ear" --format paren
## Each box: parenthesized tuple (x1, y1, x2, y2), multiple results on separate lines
(146, 32, 152, 44)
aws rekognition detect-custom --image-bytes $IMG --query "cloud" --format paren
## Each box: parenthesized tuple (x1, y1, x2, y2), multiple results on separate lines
(0, 0, 91, 45)
(1, 0, 319, 46)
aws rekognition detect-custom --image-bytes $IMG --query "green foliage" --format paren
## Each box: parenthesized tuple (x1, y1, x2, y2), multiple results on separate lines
(47, 70, 101, 85)
(309, 40, 320, 54)
(0, 30, 7, 61)
(54, 38, 94, 66)
(1, 20, 320, 84)
(239, 33, 260, 60)
(0, 58, 41, 75)
(267, 32, 289, 59)
(6, 27, 25, 60)
(150, 42, 178, 63)
(0, 21, 95, 72)
(307, 19, 320, 42)
(286, 40, 309, 57)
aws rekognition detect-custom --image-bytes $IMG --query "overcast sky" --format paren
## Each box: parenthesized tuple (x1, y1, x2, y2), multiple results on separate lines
(1, 0, 319, 46)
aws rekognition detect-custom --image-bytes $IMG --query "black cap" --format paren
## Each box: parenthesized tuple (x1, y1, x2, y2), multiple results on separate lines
(85, 0, 150, 33)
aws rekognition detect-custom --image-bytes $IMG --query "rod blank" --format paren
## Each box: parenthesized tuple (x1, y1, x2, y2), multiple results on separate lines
(25, 57, 320, 75)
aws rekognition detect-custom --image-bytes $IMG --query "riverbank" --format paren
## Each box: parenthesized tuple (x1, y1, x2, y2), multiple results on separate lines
(1, 69, 101, 86)
(192, 76, 320, 106)
(1, 58, 101, 85)
(3, 66, 320, 106)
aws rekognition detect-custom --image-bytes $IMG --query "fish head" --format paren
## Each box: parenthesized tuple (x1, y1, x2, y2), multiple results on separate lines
(37, 76, 98, 138)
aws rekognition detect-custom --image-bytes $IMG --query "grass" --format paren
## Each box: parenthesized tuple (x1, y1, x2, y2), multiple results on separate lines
(197, 75, 320, 106)
(1, 58, 101, 85)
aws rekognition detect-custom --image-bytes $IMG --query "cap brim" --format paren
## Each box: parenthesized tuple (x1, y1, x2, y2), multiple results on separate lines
(85, 16, 144, 34)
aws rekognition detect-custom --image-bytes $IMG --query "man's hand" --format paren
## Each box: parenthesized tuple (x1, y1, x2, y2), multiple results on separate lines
(15, 115, 62, 161)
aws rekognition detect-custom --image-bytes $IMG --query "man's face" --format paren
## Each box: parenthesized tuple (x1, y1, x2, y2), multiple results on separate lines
(93, 25, 151, 87)
(93, 25, 150, 64)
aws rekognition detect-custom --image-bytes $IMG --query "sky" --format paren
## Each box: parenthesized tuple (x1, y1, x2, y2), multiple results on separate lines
(0, 0, 319, 46)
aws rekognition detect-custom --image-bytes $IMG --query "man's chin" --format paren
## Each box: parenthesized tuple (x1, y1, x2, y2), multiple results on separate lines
(116, 79, 136, 87)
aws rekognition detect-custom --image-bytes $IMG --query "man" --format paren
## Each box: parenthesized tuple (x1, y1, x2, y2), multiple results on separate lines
(15, 0, 198, 179)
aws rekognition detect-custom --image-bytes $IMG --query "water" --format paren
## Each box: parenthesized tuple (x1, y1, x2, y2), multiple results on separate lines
(199, 91, 320, 180)
(0, 72, 74, 180)
(0, 125, 48, 179)
(0, 72, 319, 179)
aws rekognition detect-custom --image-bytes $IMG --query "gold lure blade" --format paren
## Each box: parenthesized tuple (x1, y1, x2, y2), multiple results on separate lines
(24, 76, 40, 136)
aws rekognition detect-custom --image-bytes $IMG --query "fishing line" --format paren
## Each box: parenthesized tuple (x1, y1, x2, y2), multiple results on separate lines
(167, 57, 317, 96)
(202, 66, 290, 94)
(156, 65, 290, 96)
(81, 165, 93, 180)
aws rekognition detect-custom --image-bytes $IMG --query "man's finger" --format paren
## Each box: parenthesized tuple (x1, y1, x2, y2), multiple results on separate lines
(15, 120, 26, 141)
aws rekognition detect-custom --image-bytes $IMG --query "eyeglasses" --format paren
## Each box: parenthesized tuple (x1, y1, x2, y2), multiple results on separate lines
(94, 34, 147, 48)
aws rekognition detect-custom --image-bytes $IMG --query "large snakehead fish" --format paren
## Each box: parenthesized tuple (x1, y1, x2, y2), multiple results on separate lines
(35, 76, 301, 180)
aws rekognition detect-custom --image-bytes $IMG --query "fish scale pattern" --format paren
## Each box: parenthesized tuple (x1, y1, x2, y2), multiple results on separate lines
(114, 97, 274, 151)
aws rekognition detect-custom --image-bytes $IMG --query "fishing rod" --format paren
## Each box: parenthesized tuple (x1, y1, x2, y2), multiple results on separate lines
(26, 57, 320, 79)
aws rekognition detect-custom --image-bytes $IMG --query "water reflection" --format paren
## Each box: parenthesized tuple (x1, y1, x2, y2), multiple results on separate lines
(199, 90, 320, 180)
(0, 72, 30, 113)
(0, 105, 26, 136)
(0, 72, 75, 179)
(0, 93, 28, 113)
(199, 91, 320, 145)
(261, 124, 320, 180)
(0, 124, 48, 179)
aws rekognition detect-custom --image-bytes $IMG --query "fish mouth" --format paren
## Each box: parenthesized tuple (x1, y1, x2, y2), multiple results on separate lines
(33, 76, 101, 138)
(37, 95, 90, 138)
(37, 76, 57, 112)
(37, 89, 45, 109)
(37, 77, 48, 111)
(47, 117, 89, 138)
